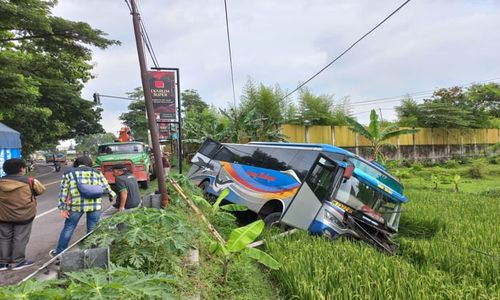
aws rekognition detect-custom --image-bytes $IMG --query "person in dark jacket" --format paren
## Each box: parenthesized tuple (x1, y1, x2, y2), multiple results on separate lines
(0, 158, 46, 271)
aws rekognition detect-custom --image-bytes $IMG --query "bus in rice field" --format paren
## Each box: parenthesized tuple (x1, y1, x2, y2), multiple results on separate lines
(187, 138, 407, 253)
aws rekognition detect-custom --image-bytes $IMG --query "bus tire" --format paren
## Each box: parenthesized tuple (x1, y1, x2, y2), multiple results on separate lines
(263, 212, 283, 228)
(199, 180, 215, 202)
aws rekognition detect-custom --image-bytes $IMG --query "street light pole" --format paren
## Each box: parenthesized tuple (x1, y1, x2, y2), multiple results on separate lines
(129, 0, 169, 207)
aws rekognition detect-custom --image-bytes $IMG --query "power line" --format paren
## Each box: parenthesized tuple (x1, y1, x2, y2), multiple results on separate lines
(137, 0, 160, 68)
(282, 0, 412, 101)
(125, 0, 160, 68)
(224, 0, 237, 106)
(348, 77, 500, 106)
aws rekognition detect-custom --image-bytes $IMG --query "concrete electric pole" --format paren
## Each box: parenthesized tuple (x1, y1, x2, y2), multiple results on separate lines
(129, 0, 169, 207)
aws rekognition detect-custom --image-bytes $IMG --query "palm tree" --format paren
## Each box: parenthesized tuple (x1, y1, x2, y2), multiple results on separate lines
(346, 110, 418, 161)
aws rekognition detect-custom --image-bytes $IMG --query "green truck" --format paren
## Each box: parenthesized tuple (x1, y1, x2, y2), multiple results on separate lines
(94, 142, 155, 189)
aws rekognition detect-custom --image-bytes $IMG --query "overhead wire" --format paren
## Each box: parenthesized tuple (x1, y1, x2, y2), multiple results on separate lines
(348, 77, 500, 106)
(224, 0, 237, 106)
(125, 0, 160, 68)
(281, 0, 412, 101)
(137, 0, 160, 68)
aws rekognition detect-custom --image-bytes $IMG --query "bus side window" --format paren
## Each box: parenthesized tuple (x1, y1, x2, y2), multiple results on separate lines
(289, 151, 319, 180)
(199, 141, 219, 158)
(213, 147, 236, 163)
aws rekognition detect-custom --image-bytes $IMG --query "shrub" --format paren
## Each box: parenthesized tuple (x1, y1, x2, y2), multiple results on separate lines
(479, 188, 500, 198)
(411, 162, 424, 171)
(385, 160, 400, 170)
(401, 159, 414, 168)
(467, 164, 484, 179)
(84, 208, 196, 275)
(421, 158, 436, 167)
(488, 156, 499, 165)
(444, 159, 459, 168)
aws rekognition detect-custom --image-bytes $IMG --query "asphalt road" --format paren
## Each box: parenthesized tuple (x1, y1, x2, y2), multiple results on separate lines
(0, 163, 111, 286)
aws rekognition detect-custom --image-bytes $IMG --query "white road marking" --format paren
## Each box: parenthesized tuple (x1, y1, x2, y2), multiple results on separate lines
(35, 207, 58, 219)
(34, 165, 56, 178)
(43, 180, 61, 187)
(33, 180, 61, 219)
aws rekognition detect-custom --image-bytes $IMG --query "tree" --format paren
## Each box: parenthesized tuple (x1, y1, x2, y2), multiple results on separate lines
(0, 0, 119, 155)
(396, 97, 420, 127)
(467, 83, 500, 117)
(294, 88, 351, 126)
(347, 110, 418, 160)
(75, 133, 116, 155)
(181, 89, 208, 113)
(119, 87, 148, 141)
(183, 106, 223, 143)
(239, 80, 286, 140)
(417, 101, 472, 128)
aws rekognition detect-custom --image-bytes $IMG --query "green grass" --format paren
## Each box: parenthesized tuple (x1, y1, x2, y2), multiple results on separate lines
(265, 158, 500, 300)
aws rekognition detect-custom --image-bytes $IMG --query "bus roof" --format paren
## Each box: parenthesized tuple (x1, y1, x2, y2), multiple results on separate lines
(247, 142, 353, 156)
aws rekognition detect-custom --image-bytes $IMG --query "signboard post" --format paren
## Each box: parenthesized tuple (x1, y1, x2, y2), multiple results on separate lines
(150, 67, 183, 174)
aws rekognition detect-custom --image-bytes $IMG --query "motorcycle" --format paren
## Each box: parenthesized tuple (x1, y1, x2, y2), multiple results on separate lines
(54, 161, 61, 172)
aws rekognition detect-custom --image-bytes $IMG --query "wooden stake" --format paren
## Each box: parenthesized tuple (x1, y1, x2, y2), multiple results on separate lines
(168, 178, 225, 244)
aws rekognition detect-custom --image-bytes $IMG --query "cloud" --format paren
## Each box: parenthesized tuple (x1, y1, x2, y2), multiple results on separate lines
(53, 0, 500, 128)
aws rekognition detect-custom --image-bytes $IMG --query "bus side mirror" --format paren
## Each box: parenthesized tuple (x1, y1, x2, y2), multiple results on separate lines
(343, 165, 354, 179)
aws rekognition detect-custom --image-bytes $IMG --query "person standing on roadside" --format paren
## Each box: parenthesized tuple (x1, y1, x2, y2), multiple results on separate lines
(162, 150, 170, 176)
(50, 156, 115, 256)
(0, 158, 46, 270)
(102, 165, 141, 217)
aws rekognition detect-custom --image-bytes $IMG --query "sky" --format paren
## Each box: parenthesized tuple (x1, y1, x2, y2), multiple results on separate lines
(52, 0, 500, 136)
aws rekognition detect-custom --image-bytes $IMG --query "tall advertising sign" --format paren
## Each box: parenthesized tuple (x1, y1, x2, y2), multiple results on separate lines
(158, 122, 170, 141)
(147, 70, 177, 121)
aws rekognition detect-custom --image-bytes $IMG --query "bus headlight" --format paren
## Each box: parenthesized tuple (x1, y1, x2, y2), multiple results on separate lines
(324, 210, 336, 224)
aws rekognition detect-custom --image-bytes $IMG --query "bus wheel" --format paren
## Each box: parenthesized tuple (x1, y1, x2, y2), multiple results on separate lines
(199, 181, 215, 203)
(263, 212, 284, 228)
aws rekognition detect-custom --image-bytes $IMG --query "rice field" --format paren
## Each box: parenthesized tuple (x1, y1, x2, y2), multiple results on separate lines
(266, 167, 500, 299)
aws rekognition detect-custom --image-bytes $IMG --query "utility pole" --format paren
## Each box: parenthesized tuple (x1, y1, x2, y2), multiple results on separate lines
(130, 0, 169, 207)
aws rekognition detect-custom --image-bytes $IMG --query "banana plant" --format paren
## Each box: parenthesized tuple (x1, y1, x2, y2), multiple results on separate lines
(192, 188, 247, 212)
(212, 188, 247, 212)
(431, 174, 440, 190)
(209, 219, 281, 284)
(452, 174, 461, 193)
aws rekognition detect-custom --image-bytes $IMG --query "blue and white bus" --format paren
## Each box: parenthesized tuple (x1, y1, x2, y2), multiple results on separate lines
(187, 139, 407, 253)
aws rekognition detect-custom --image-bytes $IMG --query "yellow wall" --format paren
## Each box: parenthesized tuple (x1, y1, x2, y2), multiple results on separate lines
(308, 126, 332, 144)
(333, 126, 355, 147)
(280, 125, 499, 147)
(281, 124, 305, 143)
(399, 127, 414, 146)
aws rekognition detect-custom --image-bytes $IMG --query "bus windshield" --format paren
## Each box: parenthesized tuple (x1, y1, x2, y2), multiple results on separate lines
(333, 176, 401, 231)
(349, 158, 403, 194)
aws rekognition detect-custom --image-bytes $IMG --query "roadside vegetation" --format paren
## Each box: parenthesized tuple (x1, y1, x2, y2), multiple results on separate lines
(3, 156, 499, 299)
(1, 173, 277, 299)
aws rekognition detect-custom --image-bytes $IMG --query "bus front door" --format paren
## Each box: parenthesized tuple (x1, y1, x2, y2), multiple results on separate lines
(281, 155, 339, 230)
